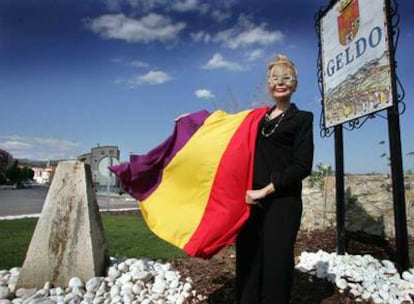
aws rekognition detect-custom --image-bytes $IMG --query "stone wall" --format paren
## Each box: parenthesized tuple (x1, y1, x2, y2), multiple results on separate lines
(301, 174, 414, 238)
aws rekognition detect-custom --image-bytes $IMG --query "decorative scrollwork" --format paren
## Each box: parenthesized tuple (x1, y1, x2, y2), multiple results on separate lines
(315, 1, 336, 138)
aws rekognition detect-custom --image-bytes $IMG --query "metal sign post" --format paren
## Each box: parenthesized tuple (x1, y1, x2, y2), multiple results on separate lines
(387, 104, 409, 270)
(98, 156, 119, 212)
(334, 125, 346, 254)
(384, 0, 409, 270)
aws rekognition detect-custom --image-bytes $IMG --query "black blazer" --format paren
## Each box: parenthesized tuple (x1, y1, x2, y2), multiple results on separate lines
(253, 103, 314, 197)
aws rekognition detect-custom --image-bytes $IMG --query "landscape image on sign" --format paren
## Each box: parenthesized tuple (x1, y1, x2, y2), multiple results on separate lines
(324, 51, 392, 127)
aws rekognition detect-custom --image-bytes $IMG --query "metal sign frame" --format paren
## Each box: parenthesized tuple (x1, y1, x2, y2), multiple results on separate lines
(316, 0, 405, 138)
(315, 0, 409, 271)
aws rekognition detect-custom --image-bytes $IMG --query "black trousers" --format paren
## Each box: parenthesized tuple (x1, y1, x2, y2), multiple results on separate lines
(235, 195, 302, 304)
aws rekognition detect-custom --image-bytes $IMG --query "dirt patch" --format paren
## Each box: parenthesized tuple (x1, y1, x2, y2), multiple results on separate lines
(103, 211, 413, 303)
(171, 228, 414, 304)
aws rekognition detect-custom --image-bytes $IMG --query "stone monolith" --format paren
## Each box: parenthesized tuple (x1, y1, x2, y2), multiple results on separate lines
(16, 160, 108, 288)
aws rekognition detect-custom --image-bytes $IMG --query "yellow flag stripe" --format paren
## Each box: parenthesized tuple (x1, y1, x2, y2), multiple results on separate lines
(140, 110, 251, 248)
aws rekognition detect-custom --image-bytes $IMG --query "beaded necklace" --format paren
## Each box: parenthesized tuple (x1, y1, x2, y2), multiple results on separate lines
(260, 111, 286, 137)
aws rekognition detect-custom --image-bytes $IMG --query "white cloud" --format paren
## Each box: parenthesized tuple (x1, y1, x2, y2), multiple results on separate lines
(103, 0, 210, 14)
(134, 0, 167, 10)
(213, 15, 284, 49)
(85, 13, 186, 43)
(102, 0, 236, 21)
(211, 9, 232, 22)
(103, 0, 122, 11)
(202, 53, 243, 71)
(112, 58, 149, 68)
(245, 49, 264, 61)
(190, 31, 211, 43)
(129, 60, 150, 68)
(195, 89, 215, 99)
(126, 70, 173, 86)
(171, 0, 199, 12)
(0, 135, 80, 161)
(216, 0, 239, 9)
(1, 139, 32, 150)
(171, 0, 209, 14)
(104, 0, 168, 13)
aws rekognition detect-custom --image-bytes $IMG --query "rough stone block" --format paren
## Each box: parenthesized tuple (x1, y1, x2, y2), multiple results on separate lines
(16, 160, 108, 288)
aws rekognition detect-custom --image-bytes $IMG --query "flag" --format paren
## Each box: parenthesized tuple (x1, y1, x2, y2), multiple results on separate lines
(110, 107, 268, 258)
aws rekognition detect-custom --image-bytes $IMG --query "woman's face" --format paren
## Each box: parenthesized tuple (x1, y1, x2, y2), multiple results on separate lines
(268, 64, 297, 102)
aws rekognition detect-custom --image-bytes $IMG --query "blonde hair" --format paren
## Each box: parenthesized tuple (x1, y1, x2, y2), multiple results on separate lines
(268, 54, 298, 77)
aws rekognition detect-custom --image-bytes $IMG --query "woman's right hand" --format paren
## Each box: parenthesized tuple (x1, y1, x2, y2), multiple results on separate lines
(245, 189, 266, 205)
(245, 183, 275, 204)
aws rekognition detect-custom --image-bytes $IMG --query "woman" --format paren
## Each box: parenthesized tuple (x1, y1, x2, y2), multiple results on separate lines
(236, 54, 314, 304)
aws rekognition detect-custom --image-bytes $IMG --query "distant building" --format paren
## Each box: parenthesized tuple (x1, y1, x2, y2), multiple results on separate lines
(77, 145, 120, 191)
(0, 149, 13, 175)
(32, 166, 54, 184)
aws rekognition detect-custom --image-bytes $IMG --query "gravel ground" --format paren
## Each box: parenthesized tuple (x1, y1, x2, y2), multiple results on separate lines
(170, 228, 414, 304)
(100, 211, 413, 303)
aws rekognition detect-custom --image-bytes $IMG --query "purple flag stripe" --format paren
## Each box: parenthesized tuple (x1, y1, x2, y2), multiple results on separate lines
(110, 110, 210, 201)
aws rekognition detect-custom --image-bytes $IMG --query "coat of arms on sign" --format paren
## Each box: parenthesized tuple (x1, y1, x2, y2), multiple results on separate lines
(337, 0, 360, 45)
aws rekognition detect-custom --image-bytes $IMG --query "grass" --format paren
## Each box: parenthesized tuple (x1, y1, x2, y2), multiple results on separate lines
(0, 214, 185, 271)
(0, 218, 37, 270)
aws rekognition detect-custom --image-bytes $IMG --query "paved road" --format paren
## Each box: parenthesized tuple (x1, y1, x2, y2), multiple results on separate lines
(0, 184, 138, 217)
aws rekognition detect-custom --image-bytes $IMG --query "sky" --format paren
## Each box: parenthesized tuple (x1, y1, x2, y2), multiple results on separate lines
(0, 0, 413, 174)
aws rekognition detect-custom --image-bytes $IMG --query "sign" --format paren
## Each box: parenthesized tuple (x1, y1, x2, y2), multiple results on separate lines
(98, 156, 119, 177)
(320, 0, 394, 128)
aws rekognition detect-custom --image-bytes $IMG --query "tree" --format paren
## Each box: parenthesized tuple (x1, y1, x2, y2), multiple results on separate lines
(5, 161, 34, 187)
(406, 151, 414, 175)
(0, 173, 6, 185)
(21, 166, 34, 180)
(380, 140, 414, 175)
(379, 140, 390, 167)
(5, 161, 21, 185)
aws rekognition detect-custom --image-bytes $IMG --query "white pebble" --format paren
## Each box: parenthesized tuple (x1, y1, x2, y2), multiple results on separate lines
(0, 287, 10, 299)
(86, 277, 103, 293)
(110, 284, 120, 298)
(107, 268, 121, 281)
(335, 278, 347, 290)
(183, 282, 192, 292)
(134, 271, 152, 282)
(93, 296, 105, 304)
(14, 288, 36, 299)
(117, 262, 129, 273)
(296, 250, 414, 304)
(68, 277, 84, 289)
(132, 283, 143, 295)
(176, 294, 186, 304)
